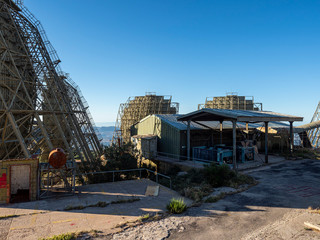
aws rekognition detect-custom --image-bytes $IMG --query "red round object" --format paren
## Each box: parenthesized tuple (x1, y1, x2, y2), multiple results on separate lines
(49, 148, 67, 168)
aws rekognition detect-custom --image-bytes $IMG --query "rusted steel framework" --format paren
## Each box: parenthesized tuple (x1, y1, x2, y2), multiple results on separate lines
(113, 93, 179, 144)
(308, 101, 320, 148)
(0, 0, 102, 165)
(198, 93, 263, 111)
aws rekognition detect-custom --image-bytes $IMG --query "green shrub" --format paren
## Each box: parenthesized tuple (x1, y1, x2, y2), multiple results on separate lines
(166, 198, 187, 214)
(204, 163, 236, 187)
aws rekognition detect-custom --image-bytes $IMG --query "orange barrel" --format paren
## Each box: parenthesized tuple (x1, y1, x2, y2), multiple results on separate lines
(48, 148, 67, 169)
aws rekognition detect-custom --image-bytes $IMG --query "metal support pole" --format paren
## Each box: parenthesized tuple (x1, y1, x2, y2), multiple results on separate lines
(72, 162, 76, 194)
(232, 120, 237, 172)
(112, 172, 115, 182)
(265, 122, 269, 164)
(187, 120, 191, 161)
(47, 169, 50, 195)
(289, 121, 294, 153)
(220, 121, 223, 144)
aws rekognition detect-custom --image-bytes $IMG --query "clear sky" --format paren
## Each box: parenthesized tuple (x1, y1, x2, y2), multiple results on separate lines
(25, 0, 320, 125)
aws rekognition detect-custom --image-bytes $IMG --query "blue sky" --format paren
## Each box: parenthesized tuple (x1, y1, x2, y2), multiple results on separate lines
(25, 0, 320, 125)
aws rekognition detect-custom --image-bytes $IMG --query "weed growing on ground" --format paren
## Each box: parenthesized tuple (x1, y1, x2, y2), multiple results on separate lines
(150, 213, 163, 221)
(0, 214, 19, 220)
(111, 198, 140, 204)
(228, 173, 256, 189)
(40, 230, 101, 240)
(182, 183, 212, 202)
(63, 198, 139, 211)
(88, 201, 108, 208)
(281, 148, 320, 160)
(308, 206, 320, 214)
(171, 163, 257, 202)
(166, 198, 187, 214)
(40, 232, 76, 240)
(139, 213, 150, 221)
(205, 192, 226, 203)
(76, 230, 100, 238)
(63, 205, 85, 211)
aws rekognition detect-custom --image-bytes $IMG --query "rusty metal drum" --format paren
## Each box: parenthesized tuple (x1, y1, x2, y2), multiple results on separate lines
(48, 148, 67, 168)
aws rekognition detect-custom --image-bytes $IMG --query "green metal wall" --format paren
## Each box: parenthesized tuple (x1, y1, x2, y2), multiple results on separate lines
(131, 115, 181, 158)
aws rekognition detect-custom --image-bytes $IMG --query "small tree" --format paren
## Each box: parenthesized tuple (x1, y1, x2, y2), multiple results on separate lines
(102, 142, 138, 170)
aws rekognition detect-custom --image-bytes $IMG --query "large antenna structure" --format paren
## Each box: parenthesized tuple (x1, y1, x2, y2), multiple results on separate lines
(0, 0, 102, 168)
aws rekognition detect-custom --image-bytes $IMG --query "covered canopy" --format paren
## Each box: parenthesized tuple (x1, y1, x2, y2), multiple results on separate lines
(177, 109, 303, 123)
(177, 109, 303, 170)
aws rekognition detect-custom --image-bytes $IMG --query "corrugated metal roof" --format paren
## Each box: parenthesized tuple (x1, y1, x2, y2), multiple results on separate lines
(155, 114, 204, 130)
(150, 114, 290, 131)
(177, 109, 303, 122)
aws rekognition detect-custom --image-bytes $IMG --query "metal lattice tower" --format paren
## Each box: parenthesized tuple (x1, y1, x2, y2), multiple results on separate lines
(0, 0, 102, 165)
(113, 93, 179, 144)
(198, 93, 263, 111)
(308, 101, 320, 148)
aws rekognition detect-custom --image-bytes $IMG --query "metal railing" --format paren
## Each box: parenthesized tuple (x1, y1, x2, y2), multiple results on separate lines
(154, 151, 214, 164)
(79, 168, 172, 189)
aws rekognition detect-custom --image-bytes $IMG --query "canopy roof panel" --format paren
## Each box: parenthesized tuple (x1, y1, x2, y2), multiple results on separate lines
(177, 109, 303, 123)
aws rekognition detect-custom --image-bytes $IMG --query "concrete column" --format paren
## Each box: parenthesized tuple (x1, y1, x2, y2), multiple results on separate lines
(289, 121, 294, 153)
(232, 120, 237, 172)
(187, 120, 191, 161)
(265, 122, 269, 164)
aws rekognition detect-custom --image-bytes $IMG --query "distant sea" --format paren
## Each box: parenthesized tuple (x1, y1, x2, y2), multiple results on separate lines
(95, 122, 115, 127)
(94, 126, 115, 146)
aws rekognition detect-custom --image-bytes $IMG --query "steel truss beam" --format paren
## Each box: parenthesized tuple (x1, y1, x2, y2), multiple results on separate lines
(308, 101, 320, 148)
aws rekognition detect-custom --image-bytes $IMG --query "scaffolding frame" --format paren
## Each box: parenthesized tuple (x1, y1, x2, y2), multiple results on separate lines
(198, 93, 263, 111)
(308, 101, 320, 148)
(113, 93, 179, 144)
(0, 1, 102, 168)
